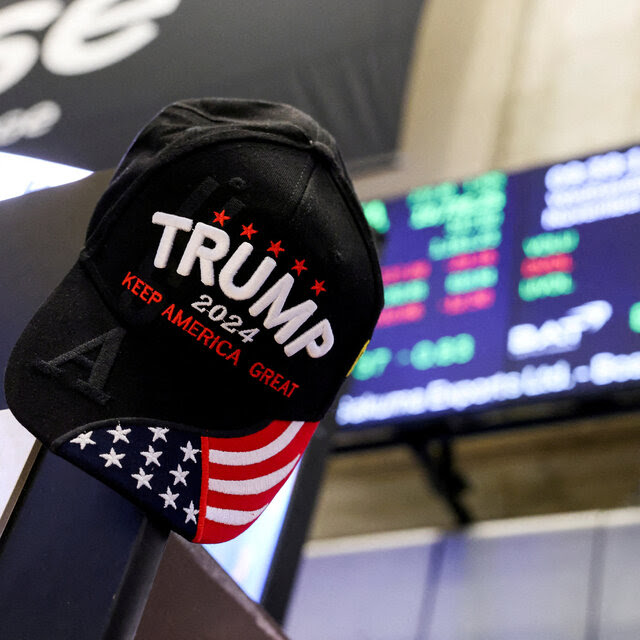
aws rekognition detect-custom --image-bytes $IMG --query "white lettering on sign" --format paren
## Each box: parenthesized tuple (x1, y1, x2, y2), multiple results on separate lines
(0, 0, 181, 95)
(337, 348, 640, 426)
(0, 0, 62, 95)
(0, 100, 60, 146)
(42, 0, 182, 75)
(541, 148, 640, 230)
(508, 300, 613, 359)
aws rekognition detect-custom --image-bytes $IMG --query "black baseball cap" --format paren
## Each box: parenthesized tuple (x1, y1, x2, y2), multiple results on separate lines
(4, 98, 383, 543)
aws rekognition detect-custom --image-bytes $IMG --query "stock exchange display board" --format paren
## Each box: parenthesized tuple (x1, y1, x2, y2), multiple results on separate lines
(337, 146, 640, 430)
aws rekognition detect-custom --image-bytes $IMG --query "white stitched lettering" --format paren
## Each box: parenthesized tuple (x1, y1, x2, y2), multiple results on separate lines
(150, 214, 335, 358)
(218, 242, 277, 301)
(176, 222, 229, 286)
(284, 319, 334, 358)
(152, 211, 193, 268)
(248, 273, 317, 344)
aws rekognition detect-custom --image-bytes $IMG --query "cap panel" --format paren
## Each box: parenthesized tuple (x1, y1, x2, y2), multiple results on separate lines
(5, 262, 123, 445)
(86, 142, 335, 426)
(87, 141, 380, 427)
(285, 162, 383, 407)
(86, 98, 334, 241)
(7, 141, 379, 441)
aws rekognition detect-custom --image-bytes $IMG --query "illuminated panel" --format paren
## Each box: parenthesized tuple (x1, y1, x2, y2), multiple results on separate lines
(518, 229, 579, 301)
(630, 303, 640, 333)
(0, 152, 91, 202)
(520, 254, 573, 278)
(347, 170, 514, 426)
(541, 148, 640, 229)
(441, 288, 496, 315)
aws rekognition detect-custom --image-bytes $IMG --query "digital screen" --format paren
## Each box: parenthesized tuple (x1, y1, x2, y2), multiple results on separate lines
(337, 146, 640, 429)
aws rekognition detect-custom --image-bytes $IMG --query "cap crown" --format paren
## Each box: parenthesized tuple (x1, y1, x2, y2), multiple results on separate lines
(42, 99, 384, 436)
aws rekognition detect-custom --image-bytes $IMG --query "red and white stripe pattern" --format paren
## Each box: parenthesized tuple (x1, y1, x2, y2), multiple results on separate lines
(193, 419, 318, 543)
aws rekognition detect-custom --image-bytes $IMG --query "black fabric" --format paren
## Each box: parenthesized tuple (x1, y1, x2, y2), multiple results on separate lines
(0, 170, 113, 409)
(86, 99, 358, 241)
(5, 98, 383, 446)
(35, 327, 126, 405)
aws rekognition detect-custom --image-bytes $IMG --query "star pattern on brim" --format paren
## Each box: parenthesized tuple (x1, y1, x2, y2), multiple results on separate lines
(141, 445, 163, 467)
(107, 423, 131, 443)
(61, 424, 202, 540)
(100, 447, 125, 468)
(159, 486, 179, 509)
(132, 467, 153, 489)
(184, 501, 199, 524)
(169, 464, 189, 486)
(70, 431, 96, 450)
(148, 426, 169, 442)
(180, 441, 200, 463)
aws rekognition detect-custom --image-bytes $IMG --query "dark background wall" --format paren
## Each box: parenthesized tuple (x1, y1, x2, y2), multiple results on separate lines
(0, 0, 425, 170)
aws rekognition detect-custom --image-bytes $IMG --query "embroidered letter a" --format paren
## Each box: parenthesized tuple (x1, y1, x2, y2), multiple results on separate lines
(35, 328, 126, 405)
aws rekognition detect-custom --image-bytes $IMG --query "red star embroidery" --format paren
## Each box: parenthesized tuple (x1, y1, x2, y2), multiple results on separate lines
(212, 209, 230, 226)
(267, 240, 285, 258)
(240, 223, 258, 240)
(311, 280, 326, 296)
(291, 259, 308, 276)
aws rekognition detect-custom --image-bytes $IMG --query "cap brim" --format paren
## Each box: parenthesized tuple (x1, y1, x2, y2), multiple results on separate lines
(55, 414, 317, 543)
(193, 418, 317, 543)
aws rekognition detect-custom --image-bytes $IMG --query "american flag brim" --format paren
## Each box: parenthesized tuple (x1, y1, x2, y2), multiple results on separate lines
(194, 419, 318, 543)
(56, 418, 318, 544)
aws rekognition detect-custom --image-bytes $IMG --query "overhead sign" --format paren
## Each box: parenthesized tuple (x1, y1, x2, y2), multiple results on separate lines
(0, 0, 424, 169)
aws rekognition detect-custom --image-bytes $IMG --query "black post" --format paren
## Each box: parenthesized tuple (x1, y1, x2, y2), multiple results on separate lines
(0, 449, 168, 640)
(407, 433, 473, 526)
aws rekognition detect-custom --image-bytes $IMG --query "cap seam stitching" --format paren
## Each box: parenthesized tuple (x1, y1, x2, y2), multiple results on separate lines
(323, 169, 385, 318)
(171, 102, 313, 146)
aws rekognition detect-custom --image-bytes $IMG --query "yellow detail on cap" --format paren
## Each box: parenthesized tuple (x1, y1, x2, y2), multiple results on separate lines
(347, 341, 370, 377)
